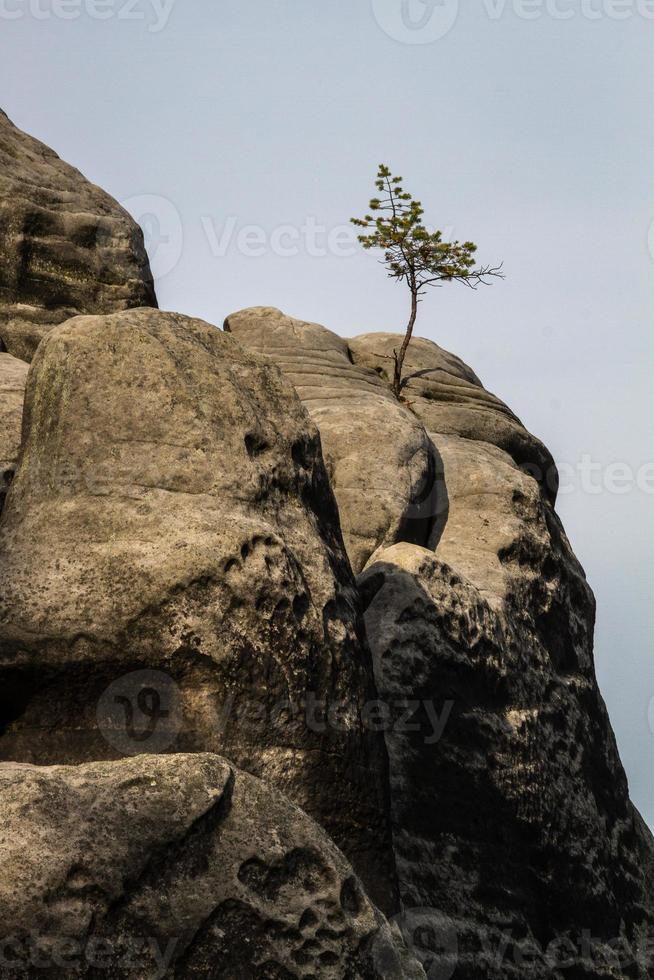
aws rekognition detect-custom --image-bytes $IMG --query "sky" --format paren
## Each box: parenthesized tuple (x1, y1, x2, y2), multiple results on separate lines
(1, 1, 653, 824)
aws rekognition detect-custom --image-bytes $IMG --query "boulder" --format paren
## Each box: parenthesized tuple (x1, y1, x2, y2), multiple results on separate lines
(0, 109, 156, 362)
(354, 333, 654, 978)
(0, 753, 423, 979)
(0, 352, 27, 511)
(224, 308, 440, 573)
(0, 308, 396, 914)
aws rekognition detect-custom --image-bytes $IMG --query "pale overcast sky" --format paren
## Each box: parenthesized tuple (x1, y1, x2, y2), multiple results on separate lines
(1, 1, 653, 824)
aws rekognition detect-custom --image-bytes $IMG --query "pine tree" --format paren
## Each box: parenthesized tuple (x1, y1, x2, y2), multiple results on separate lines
(352, 165, 503, 398)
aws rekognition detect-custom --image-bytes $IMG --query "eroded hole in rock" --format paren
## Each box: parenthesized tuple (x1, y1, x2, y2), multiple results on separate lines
(175, 898, 292, 978)
(292, 594, 310, 621)
(238, 848, 334, 902)
(536, 600, 579, 674)
(69, 221, 101, 250)
(298, 909, 319, 931)
(244, 432, 270, 457)
(399, 445, 448, 553)
(339, 876, 362, 915)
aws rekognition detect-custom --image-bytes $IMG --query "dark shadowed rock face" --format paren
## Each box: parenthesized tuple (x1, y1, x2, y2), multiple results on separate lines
(0, 754, 423, 979)
(0, 352, 27, 512)
(0, 308, 396, 914)
(224, 308, 439, 573)
(360, 544, 654, 978)
(0, 110, 156, 362)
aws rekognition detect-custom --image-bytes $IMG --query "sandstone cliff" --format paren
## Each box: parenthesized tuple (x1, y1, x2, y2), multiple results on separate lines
(0, 117, 651, 979)
(228, 307, 654, 979)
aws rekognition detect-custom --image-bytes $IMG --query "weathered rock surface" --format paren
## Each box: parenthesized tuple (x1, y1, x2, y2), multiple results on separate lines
(0, 110, 156, 362)
(221, 312, 654, 976)
(0, 308, 396, 913)
(0, 282, 651, 979)
(0, 753, 423, 979)
(348, 332, 557, 503)
(224, 308, 439, 573)
(0, 352, 27, 511)
(353, 333, 654, 978)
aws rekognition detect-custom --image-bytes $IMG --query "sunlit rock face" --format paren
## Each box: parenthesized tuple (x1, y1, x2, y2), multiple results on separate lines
(0, 308, 397, 915)
(0, 109, 156, 362)
(224, 307, 440, 573)
(0, 754, 423, 978)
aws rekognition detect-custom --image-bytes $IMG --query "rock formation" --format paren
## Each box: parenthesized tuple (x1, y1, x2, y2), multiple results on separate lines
(224, 308, 439, 573)
(231, 309, 654, 979)
(0, 110, 156, 362)
(0, 307, 396, 916)
(0, 753, 421, 978)
(348, 332, 557, 505)
(0, 115, 651, 979)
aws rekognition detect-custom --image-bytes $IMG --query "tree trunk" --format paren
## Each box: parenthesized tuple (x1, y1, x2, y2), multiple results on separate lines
(392, 287, 418, 399)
